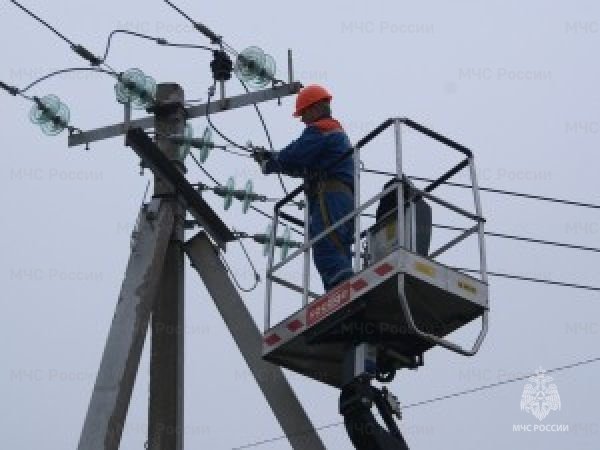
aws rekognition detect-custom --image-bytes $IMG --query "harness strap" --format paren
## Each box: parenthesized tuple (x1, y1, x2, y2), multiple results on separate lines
(316, 180, 353, 255)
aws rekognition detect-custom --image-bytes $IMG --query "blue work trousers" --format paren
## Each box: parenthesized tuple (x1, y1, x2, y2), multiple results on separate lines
(308, 191, 354, 292)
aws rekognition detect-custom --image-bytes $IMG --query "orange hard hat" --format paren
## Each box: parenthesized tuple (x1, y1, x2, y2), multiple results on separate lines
(293, 84, 332, 117)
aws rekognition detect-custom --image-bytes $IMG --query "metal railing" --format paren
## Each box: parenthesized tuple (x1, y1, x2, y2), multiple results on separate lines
(264, 118, 488, 334)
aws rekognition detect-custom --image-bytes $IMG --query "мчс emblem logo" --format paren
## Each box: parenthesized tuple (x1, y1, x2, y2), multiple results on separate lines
(520, 368, 561, 421)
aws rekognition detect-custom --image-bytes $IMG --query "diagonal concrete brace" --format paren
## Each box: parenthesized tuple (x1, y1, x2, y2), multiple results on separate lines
(184, 232, 326, 450)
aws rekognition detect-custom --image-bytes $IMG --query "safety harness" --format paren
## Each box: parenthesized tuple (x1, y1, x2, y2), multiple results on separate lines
(309, 179, 353, 255)
(305, 117, 354, 255)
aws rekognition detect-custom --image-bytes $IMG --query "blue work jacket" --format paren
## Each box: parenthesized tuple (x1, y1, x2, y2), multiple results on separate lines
(263, 118, 354, 189)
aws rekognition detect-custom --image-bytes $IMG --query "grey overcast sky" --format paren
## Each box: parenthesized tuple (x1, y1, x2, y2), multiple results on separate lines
(1, 0, 599, 449)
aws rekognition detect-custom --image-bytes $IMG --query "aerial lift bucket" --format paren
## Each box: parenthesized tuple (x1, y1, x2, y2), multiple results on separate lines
(261, 118, 489, 448)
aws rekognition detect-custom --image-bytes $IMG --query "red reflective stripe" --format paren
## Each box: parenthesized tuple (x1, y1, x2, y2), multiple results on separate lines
(375, 263, 394, 276)
(351, 279, 368, 292)
(287, 319, 304, 333)
(264, 334, 281, 346)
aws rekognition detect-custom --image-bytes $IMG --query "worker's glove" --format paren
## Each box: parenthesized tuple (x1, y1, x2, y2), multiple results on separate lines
(250, 146, 273, 163)
(251, 148, 275, 176)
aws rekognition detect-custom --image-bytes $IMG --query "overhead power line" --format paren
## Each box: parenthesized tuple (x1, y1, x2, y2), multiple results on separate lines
(362, 168, 600, 210)
(9, 0, 102, 66)
(189, 164, 598, 291)
(361, 214, 600, 255)
(457, 268, 600, 292)
(9, 0, 73, 45)
(435, 223, 600, 254)
(232, 355, 600, 449)
(404, 356, 600, 409)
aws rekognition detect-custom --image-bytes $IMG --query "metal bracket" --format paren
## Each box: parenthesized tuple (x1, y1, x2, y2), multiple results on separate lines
(126, 127, 234, 249)
(68, 82, 302, 148)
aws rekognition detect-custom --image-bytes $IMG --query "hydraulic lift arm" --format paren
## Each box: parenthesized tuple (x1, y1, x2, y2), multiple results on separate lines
(339, 344, 411, 450)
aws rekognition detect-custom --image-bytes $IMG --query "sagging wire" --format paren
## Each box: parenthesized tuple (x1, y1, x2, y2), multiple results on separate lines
(187, 153, 261, 292)
(219, 235, 261, 292)
(100, 29, 213, 65)
(8, 3, 213, 75)
(18, 67, 117, 93)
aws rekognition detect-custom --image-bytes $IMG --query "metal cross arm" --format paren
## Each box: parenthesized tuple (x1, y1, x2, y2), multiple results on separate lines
(67, 82, 302, 148)
(125, 127, 234, 249)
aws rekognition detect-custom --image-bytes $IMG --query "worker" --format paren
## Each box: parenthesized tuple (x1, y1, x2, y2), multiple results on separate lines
(253, 84, 355, 292)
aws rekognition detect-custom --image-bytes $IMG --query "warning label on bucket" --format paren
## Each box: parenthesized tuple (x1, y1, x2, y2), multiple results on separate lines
(307, 282, 351, 327)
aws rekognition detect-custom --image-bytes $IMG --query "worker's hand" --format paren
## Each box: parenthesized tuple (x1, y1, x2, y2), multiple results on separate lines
(251, 146, 273, 164)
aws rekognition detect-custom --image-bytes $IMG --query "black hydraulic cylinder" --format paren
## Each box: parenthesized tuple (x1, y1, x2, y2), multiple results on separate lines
(340, 382, 410, 450)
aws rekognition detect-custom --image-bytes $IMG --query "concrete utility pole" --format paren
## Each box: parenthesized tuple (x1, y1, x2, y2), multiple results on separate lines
(77, 199, 175, 450)
(75, 76, 323, 449)
(148, 84, 186, 450)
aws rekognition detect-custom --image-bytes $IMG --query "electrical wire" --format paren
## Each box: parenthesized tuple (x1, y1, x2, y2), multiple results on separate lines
(9, 0, 103, 66)
(361, 214, 600, 255)
(219, 238, 260, 292)
(362, 168, 600, 210)
(153, 132, 251, 158)
(238, 77, 289, 195)
(100, 29, 212, 64)
(218, 147, 253, 158)
(231, 355, 600, 449)
(1, 80, 33, 101)
(9, 0, 73, 46)
(404, 356, 600, 409)
(162, 0, 228, 49)
(162, 0, 288, 196)
(161, 42, 213, 51)
(18, 67, 117, 93)
(189, 152, 600, 256)
(355, 218, 600, 290)
(163, 0, 197, 26)
(187, 156, 260, 291)
(205, 84, 251, 151)
(433, 223, 600, 254)
(161, 0, 288, 195)
(455, 268, 600, 292)
(101, 30, 165, 63)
